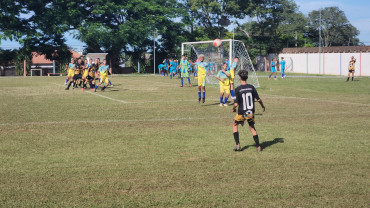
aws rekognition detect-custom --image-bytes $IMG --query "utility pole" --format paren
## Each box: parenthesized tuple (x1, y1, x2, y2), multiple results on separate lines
(319, 9, 322, 74)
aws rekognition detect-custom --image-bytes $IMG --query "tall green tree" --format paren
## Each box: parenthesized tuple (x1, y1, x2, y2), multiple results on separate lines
(184, 0, 256, 39)
(236, 0, 307, 55)
(308, 7, 359, 47)
(74, 0, 181, 70)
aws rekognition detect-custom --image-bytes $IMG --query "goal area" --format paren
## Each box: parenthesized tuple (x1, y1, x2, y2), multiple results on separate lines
(181, 39, 260, 88)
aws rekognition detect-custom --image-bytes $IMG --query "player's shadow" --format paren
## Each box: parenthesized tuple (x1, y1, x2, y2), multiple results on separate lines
(240, 138, 284, 151)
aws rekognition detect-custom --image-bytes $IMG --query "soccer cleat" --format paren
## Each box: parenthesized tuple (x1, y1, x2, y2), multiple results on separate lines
(257, 146, 262, 152)
(198, 98, 201, 103)
(101, 89, 105, 92)
(233, 144, 241, 151)
(223, 103, 228, 106)
(82, 88, 84, 92)
(220, 103, 223, 107)
(189, 84, 192, 87)
(65, 88, 69, 90)
(274, 78, 277, 80)
(202, 98, 205, 103)
(180, 85, 183, 87)
(64, 83, 67, 86)
(268, 77, 271, 80)
(94, 88, 97, 92)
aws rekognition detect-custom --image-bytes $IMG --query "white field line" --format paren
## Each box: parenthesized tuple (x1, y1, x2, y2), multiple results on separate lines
(1, 111, 369, 127)
(85, 91, 129, 103)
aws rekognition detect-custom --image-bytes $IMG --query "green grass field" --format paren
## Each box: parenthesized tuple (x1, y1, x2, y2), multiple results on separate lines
(0, 73, 369, 207)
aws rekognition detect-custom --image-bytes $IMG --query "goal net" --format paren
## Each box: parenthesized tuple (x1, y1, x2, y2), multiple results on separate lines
(181, 39, 260, 88)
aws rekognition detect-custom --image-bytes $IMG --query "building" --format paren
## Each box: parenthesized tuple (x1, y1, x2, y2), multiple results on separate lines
(275, 46, 370, 76)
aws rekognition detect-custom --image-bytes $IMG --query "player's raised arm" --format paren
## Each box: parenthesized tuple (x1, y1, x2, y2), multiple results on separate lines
(188, 58, 195, 66)
(222, 68, 230, 77)
(215, 75, 224, 83)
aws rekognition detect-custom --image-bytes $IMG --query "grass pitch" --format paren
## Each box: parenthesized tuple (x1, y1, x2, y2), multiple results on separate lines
(0, 73, 369, 207)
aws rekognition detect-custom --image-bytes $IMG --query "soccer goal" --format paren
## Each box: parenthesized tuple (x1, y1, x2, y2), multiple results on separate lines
(181, 39, 260, 88)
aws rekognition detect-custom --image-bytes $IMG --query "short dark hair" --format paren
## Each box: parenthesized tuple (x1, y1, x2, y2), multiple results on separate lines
(238, 70, 248, 81)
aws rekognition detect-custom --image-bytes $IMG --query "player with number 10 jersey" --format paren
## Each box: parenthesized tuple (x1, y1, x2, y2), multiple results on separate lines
(232, 70, 265, 152)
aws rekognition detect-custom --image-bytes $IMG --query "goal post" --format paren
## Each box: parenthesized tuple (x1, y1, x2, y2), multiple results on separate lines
(181, 39, 260, 88)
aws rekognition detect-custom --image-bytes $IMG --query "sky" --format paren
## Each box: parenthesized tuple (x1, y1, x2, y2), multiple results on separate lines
(1, 0, 370, 51)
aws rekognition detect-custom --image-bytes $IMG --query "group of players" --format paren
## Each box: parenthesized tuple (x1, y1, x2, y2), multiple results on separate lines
(158, 55, 237, 106)
(64, 57, 113, 92)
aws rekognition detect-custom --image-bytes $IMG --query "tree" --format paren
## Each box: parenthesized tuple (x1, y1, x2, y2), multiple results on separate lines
(308, 7, 359, 47)
(0, 0, 76, 72)
(236, 0, 308, 55)
(73, 0, 181, 70)
(184, 0, 256, 39)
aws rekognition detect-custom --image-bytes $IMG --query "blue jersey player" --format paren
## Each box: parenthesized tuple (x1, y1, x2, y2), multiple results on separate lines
(268, 58, 277, 80)
(280, 57, 286, 78)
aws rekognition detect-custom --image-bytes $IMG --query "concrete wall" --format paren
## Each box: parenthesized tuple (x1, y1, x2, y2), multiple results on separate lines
(276, 52, 370, 76)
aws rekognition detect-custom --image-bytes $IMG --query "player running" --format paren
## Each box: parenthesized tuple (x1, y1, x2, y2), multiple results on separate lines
(280, 57, 286, 78)
(232, 70, 265, 152)
(65, 58, 82, 90)
(179, 55, 191, 87)
(94, 59, 111, 92)
(216, 63, 231, 106)
(64, 58, 75, 85)
(268, 58, 277, 80)
(346, 56, 356, 82)
(189, 54, 210, 103)
(169, 58, 176, 79)
(84, 59, 95, 90)
(81, 59, 89, 90)
(229, 57, 239, 100)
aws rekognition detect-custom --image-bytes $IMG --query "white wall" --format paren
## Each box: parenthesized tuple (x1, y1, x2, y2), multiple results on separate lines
(277, 52, 370, 76)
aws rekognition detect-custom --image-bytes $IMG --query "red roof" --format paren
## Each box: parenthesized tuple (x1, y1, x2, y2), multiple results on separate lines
(31, 50, 81, 64)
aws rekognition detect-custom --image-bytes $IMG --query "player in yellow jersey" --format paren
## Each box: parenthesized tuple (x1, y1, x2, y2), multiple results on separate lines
(216, 63, 231, 106)
(65, 58, 82, 90)
(94, 59, 111, 92)
(86, 59, 99, 90)
(188, 54, 210, 103)
(346, 56, 356, 82)
(96, 58, 113, 87)
(64, 58, 75, 85)
(73, 59, 83, 89)
(81, 59, 89, 90)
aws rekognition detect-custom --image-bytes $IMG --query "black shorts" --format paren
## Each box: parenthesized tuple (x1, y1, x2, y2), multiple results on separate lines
(349, 70, 355, 73)
(73, 74, 80, 80)
(86, 76, 94, 81)
(234, 114, 255, 126)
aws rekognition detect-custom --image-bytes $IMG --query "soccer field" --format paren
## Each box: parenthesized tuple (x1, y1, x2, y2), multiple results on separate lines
(0, 73, 369, 207)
